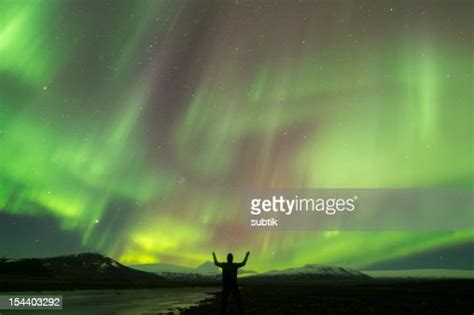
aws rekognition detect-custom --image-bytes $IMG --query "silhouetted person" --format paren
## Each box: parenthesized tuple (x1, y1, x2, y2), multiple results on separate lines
(213, 251, 249, 314)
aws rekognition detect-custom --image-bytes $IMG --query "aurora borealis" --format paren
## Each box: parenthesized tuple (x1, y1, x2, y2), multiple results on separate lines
(0, 0, 472, 271)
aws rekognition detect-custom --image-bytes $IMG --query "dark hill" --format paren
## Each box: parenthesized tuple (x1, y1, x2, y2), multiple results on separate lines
(0, 252, 165, 291)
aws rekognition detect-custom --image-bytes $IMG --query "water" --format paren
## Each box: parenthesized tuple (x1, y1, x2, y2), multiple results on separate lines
(0, 288, 218, 315)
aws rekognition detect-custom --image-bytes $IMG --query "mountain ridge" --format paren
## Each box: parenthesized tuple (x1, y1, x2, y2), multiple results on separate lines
(0, 251, 164, 290)
(131, 260, 256, 275)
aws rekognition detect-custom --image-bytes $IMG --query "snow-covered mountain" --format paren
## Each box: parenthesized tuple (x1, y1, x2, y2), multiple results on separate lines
(243, 264, 371, 281)
(129, 262, 194, 274)
(194, 261, 220, 274)
(131, 260, 256, 276)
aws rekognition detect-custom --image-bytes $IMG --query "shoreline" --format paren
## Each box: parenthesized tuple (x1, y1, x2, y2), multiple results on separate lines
(181, 279, 474, 314)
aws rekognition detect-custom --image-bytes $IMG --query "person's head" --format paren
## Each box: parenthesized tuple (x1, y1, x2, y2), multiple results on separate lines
(227, 253, 233, 263)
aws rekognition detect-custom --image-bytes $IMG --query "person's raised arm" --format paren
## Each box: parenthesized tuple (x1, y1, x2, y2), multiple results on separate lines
(237, 251, 250, 268)
(213, 252, 223, 267)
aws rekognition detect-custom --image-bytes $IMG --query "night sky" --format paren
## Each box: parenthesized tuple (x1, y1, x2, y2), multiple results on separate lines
(0, 0, 472, 271)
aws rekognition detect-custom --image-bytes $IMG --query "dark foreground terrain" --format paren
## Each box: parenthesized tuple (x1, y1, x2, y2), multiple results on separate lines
(2, 254, 473, 314)
(181, 279, 474, 315)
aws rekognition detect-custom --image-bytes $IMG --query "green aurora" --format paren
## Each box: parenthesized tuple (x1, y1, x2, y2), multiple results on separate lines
(0, 0, 472, 271)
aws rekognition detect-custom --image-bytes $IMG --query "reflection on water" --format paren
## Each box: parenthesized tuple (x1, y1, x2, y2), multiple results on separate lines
(2, 287, 218, 315)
